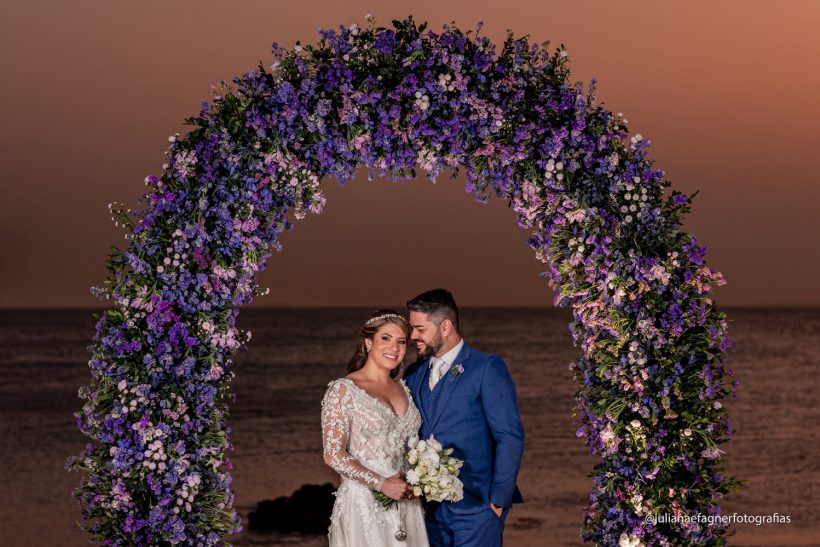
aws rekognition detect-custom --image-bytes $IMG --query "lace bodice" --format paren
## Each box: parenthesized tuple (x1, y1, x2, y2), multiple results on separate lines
(321, 378, 422, 491)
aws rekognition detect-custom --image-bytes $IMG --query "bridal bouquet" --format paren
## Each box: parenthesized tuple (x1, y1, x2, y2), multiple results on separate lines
(406, 435, 464, 502)
(373, 435, 464, 509)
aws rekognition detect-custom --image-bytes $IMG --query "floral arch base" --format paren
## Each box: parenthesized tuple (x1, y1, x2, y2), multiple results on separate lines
(66, 15, 743, 546)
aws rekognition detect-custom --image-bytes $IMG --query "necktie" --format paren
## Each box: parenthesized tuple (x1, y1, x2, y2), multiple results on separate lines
(428, 357, 447, 390)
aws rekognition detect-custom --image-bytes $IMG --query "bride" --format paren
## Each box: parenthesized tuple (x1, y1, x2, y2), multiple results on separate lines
(321, 309, 429, 546)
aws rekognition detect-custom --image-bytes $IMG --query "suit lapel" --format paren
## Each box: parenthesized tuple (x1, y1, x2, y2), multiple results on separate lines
(412, 357, 432, 425)
(429, 343, 472, 431)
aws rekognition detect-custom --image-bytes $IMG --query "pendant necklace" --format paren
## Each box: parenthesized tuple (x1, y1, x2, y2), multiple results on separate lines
(390, 498, 407, 542)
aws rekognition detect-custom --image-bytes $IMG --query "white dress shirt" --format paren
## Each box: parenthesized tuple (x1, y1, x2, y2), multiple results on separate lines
(430, 338, 464, 377)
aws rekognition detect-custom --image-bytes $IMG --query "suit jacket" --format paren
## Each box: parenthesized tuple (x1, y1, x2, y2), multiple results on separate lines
(404, 341, 525, 514)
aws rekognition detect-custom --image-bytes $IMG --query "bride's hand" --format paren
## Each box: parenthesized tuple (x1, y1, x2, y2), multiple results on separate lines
(380, 474, 413, 501)
(394, 472, 418, 500)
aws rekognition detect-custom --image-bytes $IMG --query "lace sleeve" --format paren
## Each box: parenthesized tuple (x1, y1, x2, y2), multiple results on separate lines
(321, 381, 387, 491)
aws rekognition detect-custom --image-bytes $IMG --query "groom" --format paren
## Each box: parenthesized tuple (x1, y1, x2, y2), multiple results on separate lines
(404, 289, 525, 546)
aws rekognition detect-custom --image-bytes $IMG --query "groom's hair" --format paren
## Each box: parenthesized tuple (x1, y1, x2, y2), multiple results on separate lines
(406, 289, 460, 333)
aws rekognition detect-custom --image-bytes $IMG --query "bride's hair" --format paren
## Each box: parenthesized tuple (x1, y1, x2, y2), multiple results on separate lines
(347, 309, 410, 379)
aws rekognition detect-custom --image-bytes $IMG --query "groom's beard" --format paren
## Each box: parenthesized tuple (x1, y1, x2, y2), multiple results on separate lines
(416, 332, 444, 359)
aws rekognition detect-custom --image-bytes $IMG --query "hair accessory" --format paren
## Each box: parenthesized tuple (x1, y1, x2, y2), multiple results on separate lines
(365, 313, 407, 326)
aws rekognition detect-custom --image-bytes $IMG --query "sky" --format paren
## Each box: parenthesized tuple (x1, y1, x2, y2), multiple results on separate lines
(1, 0, 819, 308)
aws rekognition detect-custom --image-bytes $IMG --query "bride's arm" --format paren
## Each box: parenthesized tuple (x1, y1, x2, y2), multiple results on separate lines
(321, 381, 387, 491)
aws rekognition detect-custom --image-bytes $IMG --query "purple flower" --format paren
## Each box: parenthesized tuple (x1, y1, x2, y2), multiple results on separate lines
(449, 363, 465, 381)
(67, 15, 738, 546)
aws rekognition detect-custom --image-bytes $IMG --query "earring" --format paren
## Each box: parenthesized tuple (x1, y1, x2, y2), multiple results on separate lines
(365, 343, 371, 352)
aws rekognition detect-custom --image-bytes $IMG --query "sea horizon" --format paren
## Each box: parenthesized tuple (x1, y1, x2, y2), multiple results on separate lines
(1, 307, 817, 545)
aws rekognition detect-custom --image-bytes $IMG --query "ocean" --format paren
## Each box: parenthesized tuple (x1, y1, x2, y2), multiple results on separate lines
(1, 308, 817, 546)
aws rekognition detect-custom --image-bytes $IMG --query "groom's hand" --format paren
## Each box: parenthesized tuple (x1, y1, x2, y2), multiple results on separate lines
(490, 502, 502, 518)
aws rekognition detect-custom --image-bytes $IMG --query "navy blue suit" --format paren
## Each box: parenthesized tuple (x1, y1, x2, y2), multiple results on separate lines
(404, 342, 524, 546)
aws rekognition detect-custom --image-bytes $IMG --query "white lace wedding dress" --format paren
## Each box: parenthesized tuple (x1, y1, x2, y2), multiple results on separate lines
(321, 378, 429, 546)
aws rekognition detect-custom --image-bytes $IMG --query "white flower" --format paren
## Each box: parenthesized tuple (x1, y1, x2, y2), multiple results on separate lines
(600, 424, 615, 443)
(630, 420, 641, 429)
(406, 469, 421, 484)
(613, 286, 626, 306)
(619, 532, 644, 547)
(701, 447, 725, 459)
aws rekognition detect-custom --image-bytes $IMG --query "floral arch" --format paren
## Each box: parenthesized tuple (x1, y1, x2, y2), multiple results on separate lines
(66, 15, 743, 546)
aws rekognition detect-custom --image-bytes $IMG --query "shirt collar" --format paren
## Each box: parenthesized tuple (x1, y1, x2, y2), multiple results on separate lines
(430, 338, 464, 368)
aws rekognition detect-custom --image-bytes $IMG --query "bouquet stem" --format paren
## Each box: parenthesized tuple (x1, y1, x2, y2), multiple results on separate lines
(371, 490, 398, 510)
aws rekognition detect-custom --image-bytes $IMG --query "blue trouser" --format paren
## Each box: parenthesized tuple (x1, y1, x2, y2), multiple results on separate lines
(425, 503, 510, 547)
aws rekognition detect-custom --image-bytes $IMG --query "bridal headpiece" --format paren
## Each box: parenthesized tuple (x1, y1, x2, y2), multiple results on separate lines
(365, 313, 407, 326)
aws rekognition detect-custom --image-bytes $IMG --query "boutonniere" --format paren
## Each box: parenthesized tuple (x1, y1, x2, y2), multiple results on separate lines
(449, 363, 464, 381)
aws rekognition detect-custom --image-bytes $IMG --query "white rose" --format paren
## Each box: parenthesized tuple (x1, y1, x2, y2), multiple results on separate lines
(423, 450, 440, 468)
(406, 469, 421, 485)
